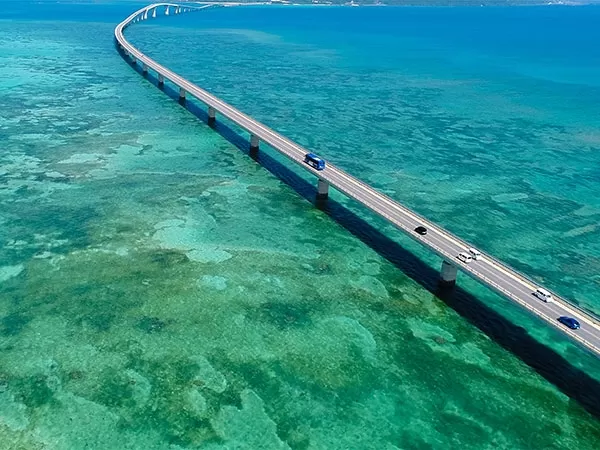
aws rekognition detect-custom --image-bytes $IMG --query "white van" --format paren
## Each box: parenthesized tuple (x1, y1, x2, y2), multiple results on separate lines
(533, 288, 553, 303)
(457, 252, 473, 264)
(468, 248, 481, 261)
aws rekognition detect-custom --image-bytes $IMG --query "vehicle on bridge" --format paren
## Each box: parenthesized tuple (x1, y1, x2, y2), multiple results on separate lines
(304, 153, 326, 171)
(558, 316, 580, 330)
(414, 226, 427, 236)
(457, 252, 473, 264)
(533, 288, 553, 303)
(468, 248, 481, 260)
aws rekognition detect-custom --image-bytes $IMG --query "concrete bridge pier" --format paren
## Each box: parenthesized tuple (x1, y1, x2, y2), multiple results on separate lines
(208, 106, 216, 125)
(439, 260, 457, 287)
(317, 179, 329, 200)
(142, 64, 148, 75)
(131, 56, 137, 65)
(249, 134, 259, 154)
(179, 87, 186, 102)
(158, 74, 165, 87)
(165, 6, 170, 15)
(152, 8, 157, 18)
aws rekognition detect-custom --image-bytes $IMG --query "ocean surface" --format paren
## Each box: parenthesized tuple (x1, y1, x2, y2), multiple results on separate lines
(2, 1, 600, 448)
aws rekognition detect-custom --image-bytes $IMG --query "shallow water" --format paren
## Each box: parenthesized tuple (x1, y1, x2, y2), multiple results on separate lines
(1, 3, 600, 449)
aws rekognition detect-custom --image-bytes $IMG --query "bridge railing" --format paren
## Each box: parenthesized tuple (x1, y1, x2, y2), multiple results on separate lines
(469, 245, 600, 324)
(472, 268, 600, 355)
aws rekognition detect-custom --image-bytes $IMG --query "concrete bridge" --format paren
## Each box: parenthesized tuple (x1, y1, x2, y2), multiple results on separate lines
(115, 3, 600, 357)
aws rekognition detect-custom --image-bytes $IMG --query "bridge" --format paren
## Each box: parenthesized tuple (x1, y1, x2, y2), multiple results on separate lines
(115, 3, 600, 357)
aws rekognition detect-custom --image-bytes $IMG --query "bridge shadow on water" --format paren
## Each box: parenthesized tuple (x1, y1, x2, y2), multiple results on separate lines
(119, 48, 600, 419)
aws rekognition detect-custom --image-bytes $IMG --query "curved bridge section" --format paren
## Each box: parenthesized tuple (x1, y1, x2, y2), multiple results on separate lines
(115, 3, 600, 357)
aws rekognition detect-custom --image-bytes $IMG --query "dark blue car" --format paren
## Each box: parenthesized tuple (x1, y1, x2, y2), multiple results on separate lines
(558, 316, 580, 330)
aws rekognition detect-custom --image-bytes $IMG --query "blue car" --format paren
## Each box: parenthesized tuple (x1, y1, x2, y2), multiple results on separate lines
(558, 316, 580, 330)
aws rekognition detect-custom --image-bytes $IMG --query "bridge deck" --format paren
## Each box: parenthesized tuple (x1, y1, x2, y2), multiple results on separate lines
(115, 3, 600, 357)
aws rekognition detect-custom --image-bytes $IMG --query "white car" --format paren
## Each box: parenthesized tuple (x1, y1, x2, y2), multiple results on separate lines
(468, 248, 481, 260)
(457, 252, 473, 264)
(533, 288, 553, 303)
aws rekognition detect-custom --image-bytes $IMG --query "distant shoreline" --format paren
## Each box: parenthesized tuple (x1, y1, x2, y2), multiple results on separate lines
(185, 0, 599, 6)
(29, 0, 600, 6)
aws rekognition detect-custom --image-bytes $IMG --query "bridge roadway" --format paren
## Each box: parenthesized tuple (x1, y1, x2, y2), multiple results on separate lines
(115, 3, 600, 357)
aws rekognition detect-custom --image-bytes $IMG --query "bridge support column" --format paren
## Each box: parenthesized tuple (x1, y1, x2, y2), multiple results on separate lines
(250, 134, 259, 152)
(440, 260, 457, 287)
(152, 8, 157, 18)
(142, 64, 148, 75)
(131, 56, 136, 65)
(165, 6, 170, 16)
(317, 179, 329, 200)
(158, 74, 164, 87)
(179, 87, 186, 101)
(208, 106, 216, 125)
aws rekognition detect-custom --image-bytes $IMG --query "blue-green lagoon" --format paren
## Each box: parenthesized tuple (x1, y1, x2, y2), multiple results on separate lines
(1, 2, 600, 448)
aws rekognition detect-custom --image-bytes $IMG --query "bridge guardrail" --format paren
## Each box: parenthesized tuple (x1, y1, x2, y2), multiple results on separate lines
(473, 270, 600, 355)
(472, 249, 600, 325)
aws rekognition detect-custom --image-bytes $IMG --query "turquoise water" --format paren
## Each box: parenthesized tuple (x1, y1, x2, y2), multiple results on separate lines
(1, 2, 600, 448)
